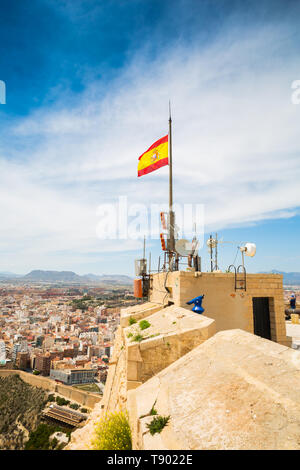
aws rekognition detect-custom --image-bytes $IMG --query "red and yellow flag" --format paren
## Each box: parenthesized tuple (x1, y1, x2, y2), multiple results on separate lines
(138, 135, 168, 177)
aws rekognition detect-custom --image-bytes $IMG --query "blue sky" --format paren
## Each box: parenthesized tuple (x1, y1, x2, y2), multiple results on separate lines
(0, 0, 300, 275)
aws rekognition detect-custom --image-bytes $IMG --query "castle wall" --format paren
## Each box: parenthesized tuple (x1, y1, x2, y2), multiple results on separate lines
(66, 271, 291, 449)
(0, 370, 101, 408)
(99, 304, 216, 416)
(100, 326, 127, 415)
(120, 302, 162, 328)
(124, 305, 215, 385)
(128, 329, 300, 450)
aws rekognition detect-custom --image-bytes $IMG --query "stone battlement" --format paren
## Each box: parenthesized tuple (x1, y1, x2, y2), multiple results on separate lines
(66, 270, 293, 450)
(0, 369, 101, 409)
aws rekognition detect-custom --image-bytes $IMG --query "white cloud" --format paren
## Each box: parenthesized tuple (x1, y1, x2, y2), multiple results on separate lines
(1, 18, 300, 272)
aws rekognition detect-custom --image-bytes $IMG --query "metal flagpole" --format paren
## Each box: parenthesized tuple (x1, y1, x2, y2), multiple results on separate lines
(168, 101, 175, 270)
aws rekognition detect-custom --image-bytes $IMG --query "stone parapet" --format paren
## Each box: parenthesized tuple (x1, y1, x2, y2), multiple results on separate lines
(124, 305, 215, 385)
(128, 329, 300, 450)
(120, 302, 162, 327)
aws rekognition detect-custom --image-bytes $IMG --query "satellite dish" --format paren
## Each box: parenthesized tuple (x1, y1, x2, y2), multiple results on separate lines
(206, 238, 217, 249)
(175, 239, 193, 257)
(240, 243, 256, 257)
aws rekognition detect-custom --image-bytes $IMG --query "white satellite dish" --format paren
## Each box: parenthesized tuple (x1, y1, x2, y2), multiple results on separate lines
(175, 239, 193, 257)
(240, 242, 256, 257)
(206, 238, 217, 250)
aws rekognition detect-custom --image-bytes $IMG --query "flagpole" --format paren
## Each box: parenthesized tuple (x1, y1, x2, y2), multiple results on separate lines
(168, 101, 175, 270)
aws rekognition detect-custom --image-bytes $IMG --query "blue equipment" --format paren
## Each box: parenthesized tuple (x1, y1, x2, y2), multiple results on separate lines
(186, 295, 205, 314)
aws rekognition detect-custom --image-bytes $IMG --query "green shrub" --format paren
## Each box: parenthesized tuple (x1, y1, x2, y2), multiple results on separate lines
(47, 394, 55, 402)
(92, 411, 132, 450)
(132, 334, 143, 343)
(33, 370, 40, 375)
(25, 423, 70, 450)
(127, 332, 133, 338)
(55, 396, 70, 406)
(80, 408, 88, 413)
(146, 415, 170, 435)
(139, 320, 151, 330)
(128, 317, 137, 325)
(69, 403, 79, 410)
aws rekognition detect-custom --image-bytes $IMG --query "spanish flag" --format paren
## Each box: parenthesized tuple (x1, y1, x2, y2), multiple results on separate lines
(138, 135, 168, 177)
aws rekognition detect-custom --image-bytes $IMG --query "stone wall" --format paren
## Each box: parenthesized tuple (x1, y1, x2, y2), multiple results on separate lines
(66, 270, 292, 450)
(67, 301, 216, 449)
(0, 370, 101, 408)
(120, 302, 162, 328)
(100, 326, 127, 415)
(124, 305, 215, 385)
(128, 329, 300, 450)
(149, 271, 290, 346)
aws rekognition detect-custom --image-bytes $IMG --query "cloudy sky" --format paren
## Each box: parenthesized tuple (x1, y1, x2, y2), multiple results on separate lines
(0, 0, 300, 275)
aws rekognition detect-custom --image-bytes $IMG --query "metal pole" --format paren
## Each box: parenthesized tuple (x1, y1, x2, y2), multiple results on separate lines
(210, 234, 213, 272)
(168, 101, 175, 270)
(215, 232, 218, 271)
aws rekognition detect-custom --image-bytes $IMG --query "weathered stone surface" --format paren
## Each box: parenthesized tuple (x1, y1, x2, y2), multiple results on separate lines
(66, 304, 216, 450)
(120, 302, 162, 327)
(124, 305, 216, 384)
(129, 329, 300, 450)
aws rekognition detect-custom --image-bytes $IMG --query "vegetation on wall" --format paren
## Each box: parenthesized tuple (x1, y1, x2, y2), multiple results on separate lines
(139, 320, 151, 330)
(139, 401, 158, 419)
(92, 410, 132, 450)
(132, 334, 144, 343)
(146, 415, 170, 435)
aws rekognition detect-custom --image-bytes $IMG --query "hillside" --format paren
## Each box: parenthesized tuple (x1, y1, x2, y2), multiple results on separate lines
(0, 374, 47, 449)
(24, 270, 80, 281)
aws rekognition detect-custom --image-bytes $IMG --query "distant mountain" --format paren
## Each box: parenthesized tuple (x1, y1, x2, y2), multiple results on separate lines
(260, 270, 300, 285)
(90, 274, 133, 285)
(24, 270, 81, 281)
(20, 270, 133, 285)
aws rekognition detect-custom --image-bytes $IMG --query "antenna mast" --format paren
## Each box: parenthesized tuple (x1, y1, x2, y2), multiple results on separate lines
(215, 233, 218, 271)
(168, 101, 175, 271)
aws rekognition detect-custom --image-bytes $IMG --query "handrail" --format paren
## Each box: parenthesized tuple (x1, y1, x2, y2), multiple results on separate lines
(236, 265, 246, 291)
(227, 265, 246, 291)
